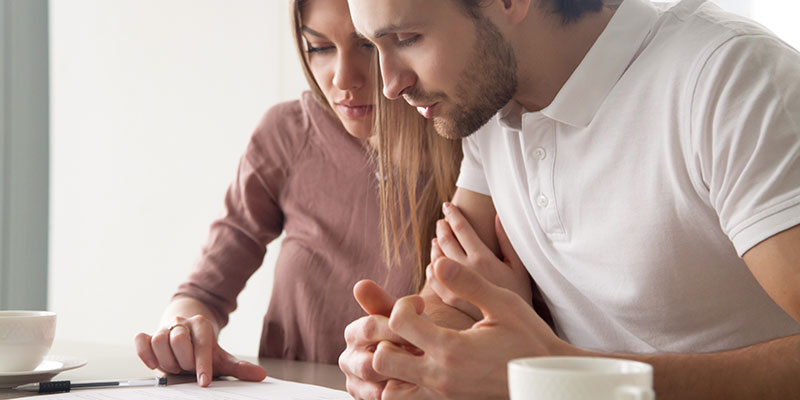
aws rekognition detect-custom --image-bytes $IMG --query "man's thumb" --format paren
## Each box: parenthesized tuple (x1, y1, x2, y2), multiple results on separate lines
(432, 258, 508, 319)
(353, 279, 396, 317)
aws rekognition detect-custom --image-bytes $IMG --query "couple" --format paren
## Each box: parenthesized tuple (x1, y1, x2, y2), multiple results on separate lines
(146, 0, 800, 399)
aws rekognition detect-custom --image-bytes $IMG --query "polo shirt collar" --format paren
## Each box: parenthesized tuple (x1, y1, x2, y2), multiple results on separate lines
(499, 0, 659, 129)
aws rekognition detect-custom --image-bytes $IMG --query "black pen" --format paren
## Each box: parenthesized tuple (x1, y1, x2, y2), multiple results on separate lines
(15, 376, 167, 393)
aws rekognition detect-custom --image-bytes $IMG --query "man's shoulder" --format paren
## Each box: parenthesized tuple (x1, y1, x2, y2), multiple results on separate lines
(653, 0, 784, 53)
(633, 0, 795, 102)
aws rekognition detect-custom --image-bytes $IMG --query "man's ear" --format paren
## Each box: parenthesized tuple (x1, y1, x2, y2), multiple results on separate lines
(498, 0, 532, 25)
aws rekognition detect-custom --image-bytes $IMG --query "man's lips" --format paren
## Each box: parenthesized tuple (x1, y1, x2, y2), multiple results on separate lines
(414, 103, 438, 119)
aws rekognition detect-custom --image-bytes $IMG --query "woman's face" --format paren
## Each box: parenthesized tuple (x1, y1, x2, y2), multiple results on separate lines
(301, 0, 376, 139)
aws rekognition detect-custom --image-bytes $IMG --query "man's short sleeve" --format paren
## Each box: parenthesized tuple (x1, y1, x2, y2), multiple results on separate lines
(691, 34, 800, 256)
(456, 133, 491, 196)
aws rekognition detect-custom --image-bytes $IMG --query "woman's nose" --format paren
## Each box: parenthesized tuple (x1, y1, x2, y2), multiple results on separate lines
(333, 51, 366, 91)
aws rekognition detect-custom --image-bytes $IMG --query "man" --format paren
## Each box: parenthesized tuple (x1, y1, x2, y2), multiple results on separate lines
(340, 0, 800, 398)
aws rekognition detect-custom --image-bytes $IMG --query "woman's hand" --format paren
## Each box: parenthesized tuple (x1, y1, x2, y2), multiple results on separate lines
(427, 203, 533, 320)
(134, 314, 266, 387)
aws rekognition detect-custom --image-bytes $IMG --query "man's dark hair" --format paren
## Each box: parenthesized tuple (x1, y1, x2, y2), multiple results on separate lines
(458, 0, 604, 24)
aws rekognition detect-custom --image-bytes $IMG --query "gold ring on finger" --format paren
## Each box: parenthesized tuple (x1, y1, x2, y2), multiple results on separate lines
(168, 322, 189, 333)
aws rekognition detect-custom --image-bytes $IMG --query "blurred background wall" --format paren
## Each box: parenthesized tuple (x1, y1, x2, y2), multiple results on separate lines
(48, 0, 306, 357)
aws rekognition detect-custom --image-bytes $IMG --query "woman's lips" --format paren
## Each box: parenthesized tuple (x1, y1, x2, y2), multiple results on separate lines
(336, 104, 374, 119)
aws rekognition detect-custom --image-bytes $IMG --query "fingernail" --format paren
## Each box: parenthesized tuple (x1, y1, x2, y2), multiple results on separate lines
(199, 373, 209, 387)
(442, 202, 451, 214)
(437, 259, 459, 281)
(426, 265, 432, 280)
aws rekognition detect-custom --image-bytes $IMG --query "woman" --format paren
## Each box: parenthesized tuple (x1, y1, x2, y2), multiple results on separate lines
(134, 0, 461, 387)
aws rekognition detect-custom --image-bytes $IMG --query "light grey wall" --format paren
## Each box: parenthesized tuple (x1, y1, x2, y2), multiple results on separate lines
(0, 0, 49, 310)
(713, 0, 752, 16)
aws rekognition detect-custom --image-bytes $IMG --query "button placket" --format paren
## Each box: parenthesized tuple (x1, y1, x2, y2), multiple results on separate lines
(522, 115, 563, 236)
(533, 147, 547, 160)
(536, 194, 549, 208)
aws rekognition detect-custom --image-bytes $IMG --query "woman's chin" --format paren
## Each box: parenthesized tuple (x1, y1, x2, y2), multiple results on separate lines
(342, 121, 374, 141)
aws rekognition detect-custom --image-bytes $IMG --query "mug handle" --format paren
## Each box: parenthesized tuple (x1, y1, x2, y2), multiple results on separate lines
(615, 385, 655, 400)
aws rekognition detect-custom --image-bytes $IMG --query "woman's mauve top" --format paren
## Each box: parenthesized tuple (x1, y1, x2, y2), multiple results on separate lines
(174, 92, 415, 364)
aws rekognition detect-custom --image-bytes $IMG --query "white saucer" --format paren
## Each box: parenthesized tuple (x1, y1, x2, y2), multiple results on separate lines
(0, 355, 87, 389)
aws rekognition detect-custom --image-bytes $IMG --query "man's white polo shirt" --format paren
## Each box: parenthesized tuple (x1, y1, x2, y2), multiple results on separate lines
(457, 0, 800, 353)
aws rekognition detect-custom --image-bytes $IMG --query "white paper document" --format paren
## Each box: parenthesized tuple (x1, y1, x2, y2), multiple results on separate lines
(15, 378, 353, 400)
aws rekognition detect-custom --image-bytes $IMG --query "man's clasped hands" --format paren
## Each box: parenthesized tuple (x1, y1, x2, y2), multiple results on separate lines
(339, 203, 579, 400)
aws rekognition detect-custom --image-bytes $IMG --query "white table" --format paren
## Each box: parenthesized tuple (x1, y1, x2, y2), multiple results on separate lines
(0, 341, 346, 399)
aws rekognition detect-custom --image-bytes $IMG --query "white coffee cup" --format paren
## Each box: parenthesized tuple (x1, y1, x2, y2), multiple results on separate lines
(0, 311, 56, 372)
(509, 356, 655, 400)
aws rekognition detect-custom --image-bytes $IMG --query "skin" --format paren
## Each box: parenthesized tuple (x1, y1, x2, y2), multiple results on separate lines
(301, 0, 378, 140)
(341, 0, 800, 398)
(339, 200, 535, 397)
(134, 0, 379, 386)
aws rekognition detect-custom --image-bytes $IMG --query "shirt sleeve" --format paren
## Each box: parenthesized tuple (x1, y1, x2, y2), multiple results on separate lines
(174, 101, 307, 327)
(690, 34, 800, 256)
(456, 132, 492, 196)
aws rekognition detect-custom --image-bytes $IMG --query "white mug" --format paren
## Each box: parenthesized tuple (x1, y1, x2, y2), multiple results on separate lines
(508, 356, 655, 400)
(0, 311, 57, 372)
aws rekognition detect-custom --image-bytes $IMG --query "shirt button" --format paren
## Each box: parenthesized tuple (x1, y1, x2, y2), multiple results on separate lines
(533, 147, 546, 160)
(536, 194, 549, 208)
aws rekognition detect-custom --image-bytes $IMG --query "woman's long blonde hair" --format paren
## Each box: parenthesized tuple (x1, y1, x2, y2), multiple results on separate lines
(290, 0, 329, 111)
(290, 0, 463, 291)
(373, 72, 463, 291)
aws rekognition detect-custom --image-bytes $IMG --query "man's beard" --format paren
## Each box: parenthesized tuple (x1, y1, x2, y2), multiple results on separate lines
(434, 16, 518, 139)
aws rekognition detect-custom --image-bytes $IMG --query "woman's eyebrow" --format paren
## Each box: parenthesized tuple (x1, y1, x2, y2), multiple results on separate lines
(301, 26, 327, 39)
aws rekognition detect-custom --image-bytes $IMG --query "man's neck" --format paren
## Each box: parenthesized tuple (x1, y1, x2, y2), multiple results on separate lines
(512, 6, 616, 112)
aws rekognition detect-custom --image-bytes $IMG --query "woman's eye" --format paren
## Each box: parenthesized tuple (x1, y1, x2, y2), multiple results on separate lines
(396, 34, 420, 47)
(360, 41, 375, 51)
(306, 44, 335, 54)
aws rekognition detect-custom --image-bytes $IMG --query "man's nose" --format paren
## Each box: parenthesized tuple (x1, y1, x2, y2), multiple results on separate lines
(379, 54, 414, 100)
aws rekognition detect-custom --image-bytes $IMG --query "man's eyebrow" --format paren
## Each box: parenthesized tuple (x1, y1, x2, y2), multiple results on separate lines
(301, 26, 326, 38)
(372, 22, 422, 39)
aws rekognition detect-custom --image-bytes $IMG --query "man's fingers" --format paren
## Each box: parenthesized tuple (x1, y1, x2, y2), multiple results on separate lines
(344, 315, 410, 347)
(495, 215, 524, 269)
(436, 219, 467, 261)
(388, 295, 448, 352)
(427, 266, 483, 320)
(354, 280, 396, 317)
(442, 202, 487, 257)
(344, 375, 386, 400)
(430, 239, 444, 263)
(372, 341, 428, 386)
(382, 379, 426, 400)
(134, 333, 158, 370)
(339, 345, 390, 383)
(433, 257, 513, 320)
